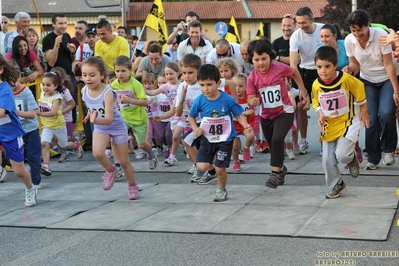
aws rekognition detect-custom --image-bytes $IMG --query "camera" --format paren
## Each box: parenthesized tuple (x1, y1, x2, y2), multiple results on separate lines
(183, 23, 188, 29)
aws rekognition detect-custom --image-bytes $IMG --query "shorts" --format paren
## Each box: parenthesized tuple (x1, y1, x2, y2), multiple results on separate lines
(170, 118, 178, 131)
(147, 119, 160, 140)
(126, 122, 148, 144)
(196, 136, 233, 168)
(299, 68, 318, 96)
(93, 129, 128, 145)
(41, 126, 69, 148)
(0, 136, 25, 162)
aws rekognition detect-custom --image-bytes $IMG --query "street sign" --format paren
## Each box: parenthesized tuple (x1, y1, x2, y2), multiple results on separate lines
(214, 22, 228, 37)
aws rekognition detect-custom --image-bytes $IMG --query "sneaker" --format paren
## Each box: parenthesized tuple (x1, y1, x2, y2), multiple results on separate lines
(300, 141, 309, 154)
(58, 153, 69, 163)
(156, 147, 163, 156)
(347, 152, 360, 178)
(233, 161, 241, 172)
(265, 173, 281, 189)
(105, 148, 113, 158)
(278, 165, 287, 185)
(197, 171, 217, 185)
(243, 147, 250, 161)
(134, 149, 145, 160)
(261, 141, 270, 153)
(319, 149, 323, 156)
(255, 140, 263, 152)
(115, 163, 124, 178)
(128, 184, 140, 200)
(293, 144, 300, 155)
(186, 164, 197, 175)
(326, 180, 347, 199)
(190, 169, 203, 183)
(286, 149, 295, 160)
(75, 142, 84, 159)
(164, 147, 170, 159)
(164, 155, 177, 166)
(24, 186, 38, 207)
(0, 168, 7, 182)
(102, 167, 118, 190)
(250, 146, 255, 158)
(40, 164, 52, 176)
(214, 188, 228, 202)
(34, 185, 42, 189)
(148, 148, 158, 170)
(382, 152, 395, 165)
(364, 162, 379, 170)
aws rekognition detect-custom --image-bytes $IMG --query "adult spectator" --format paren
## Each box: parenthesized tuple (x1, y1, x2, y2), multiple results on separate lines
(72, 20, 88, 49)
(272, 14, 296, 65)
(289, 7, 323, 155)
(177, 20, 213, 64)
(344, 10, 399, 169)
(4, 12, 31, 54)
(135, 43, 172, 79)
(117, 26, 128, 37)
(94, 20, 129, 71)
(206, 39, 243, 67)
(166, 42, 178, 62)
(167, 11, 212, 45)
(132, 40, 158, 73)
(239, 40, 254, 74)
(5, 35, 44, 84)
(2, 16, 10, 33)
(318, 24, 348, 70)
(72, 28, 98, 79)
(26, 28, 46, 72)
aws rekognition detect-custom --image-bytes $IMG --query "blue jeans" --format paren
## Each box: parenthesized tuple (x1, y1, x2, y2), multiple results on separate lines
(361, 78, 398, 164)
(23, 128, 42, 185)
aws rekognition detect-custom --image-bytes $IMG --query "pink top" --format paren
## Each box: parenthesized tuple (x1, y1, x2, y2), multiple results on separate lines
(246, 62, 294, 120)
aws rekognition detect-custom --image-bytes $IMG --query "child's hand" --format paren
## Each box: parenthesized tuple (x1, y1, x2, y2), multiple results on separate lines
(181, 85, 188, 98)
(317, 115, 325, 134)
(153, 116, 162, 123)
(244, 109, 254, 116)
(90, 110, 98, 123)
(194, 127, 203, 137)
(120, 95, 131, 104)
(250, 97, 260, 106)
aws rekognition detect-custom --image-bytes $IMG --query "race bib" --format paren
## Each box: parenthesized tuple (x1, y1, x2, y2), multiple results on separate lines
(233, 103, 250, 121)
(38, 100, 56, 118)
(319, 89, 349, 117)
(86, 103, 106, 118)
(259, 85, 282, 108)
(15, 99, 26, 120)
(200, 115, 232, 143)
(146, 103, 158, 118)
(158, 100, 171, 113)
(115, 90, 136, 110)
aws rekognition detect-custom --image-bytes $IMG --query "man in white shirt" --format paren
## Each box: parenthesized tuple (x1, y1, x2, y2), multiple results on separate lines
(206, 39, 244, 69)
(73, 28, 98, 78)
(4, 12, 30, 54)
(177, 20, 213, 65)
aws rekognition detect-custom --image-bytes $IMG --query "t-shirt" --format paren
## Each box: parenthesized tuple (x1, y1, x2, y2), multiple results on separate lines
(272, 36, 290, 57)
(5, 51, 39, 78)
(140, 54, 172, 78)
(111, 76, 148, 125)
(0, 82, 25, 142)
(95, 36, 130, 71)
(246, 62, 294, 120)
(61, 88, 73, 122)
(42, 32, 74, 76)
(189, 91, 243, 142)
(312, 71, 366, 142)
(75, 43, 94, 61)
(13, 86, 39, 133)
(38, 91, 65, 129)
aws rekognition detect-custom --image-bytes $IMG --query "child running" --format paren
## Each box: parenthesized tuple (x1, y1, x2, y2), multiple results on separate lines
(38, 72, 84, 176)
(0, 55, 37, 206)
(81, 57, 139, 199)
(188, 64, 251, 201)
(312, 46, 369, 199)
(10, 61, 42, 188)
(246, 38, 308, 189)
(111, 55, 158, 169)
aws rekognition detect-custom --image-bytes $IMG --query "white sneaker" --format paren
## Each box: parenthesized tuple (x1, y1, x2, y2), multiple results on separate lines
(24, 186, 38, 207)
(105, 149, 113, 158)
(74, 142, 84, 159)
(286, 149, 295, 160)
(0, 168, 7, 182)
(364, 162, 379, 170)
(164, 156, 177, 166)
(250, 146, 255, 158)
(299, 141, 309, 154)
(186, 164, 197, 175)
(383, 152, 395, 165)
(134, 149, 145, 160)
(148, 148, 158, 170)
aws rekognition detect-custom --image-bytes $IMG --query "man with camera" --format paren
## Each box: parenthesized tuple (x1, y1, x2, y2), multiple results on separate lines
(167, 11, 212, 45)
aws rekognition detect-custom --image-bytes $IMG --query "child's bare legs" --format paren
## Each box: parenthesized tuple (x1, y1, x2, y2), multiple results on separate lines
(171, 126, 184, 156)
(232, 138, 240, 162)
(215, 166, 227, 189)
(11, 160, 33, 189)
(112, 142, 135, 184)
(182, 141, 197, 164)
(41, 141, 51, 165)
(59, 141, 78, 154)
(92, 133, 113, 170)
(243, 128, 255, 148)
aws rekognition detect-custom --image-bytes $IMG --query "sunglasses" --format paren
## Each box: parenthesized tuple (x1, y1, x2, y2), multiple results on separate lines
(2, 22, 8, 24)
(283, 14, 295, 19)
(217, 51, 229, 58)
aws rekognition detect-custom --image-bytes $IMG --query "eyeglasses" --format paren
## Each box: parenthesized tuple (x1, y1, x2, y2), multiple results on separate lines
(282, 14, 295, 19)
(2, 21, 8, 24)
(216, 51, 229, 58)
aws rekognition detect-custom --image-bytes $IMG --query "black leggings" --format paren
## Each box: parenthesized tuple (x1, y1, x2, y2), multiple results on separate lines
(260, 113, 294, 168)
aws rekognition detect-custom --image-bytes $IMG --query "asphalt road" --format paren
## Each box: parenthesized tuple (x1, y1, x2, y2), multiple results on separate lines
(1, 170, 398, 266)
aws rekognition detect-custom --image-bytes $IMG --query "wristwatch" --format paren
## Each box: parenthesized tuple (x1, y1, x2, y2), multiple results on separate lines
(276, 55, 280, 61)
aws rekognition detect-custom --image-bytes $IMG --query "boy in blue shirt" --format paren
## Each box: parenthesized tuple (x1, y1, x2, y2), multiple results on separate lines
(188, 64, 251, 201)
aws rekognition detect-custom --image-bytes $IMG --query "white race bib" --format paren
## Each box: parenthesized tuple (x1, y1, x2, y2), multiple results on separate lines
(259, 85, 282, 108)
(15, 99, 26, 120)
(38, 100, 56, 118)
(200, 115, 232, 143)
(86, 103, 106, 118)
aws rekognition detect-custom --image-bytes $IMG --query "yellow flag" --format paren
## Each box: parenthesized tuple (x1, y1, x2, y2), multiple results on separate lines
(255, 22, 264, 40)
(144, 0, 168, 52)
(225, 16, 241, 44)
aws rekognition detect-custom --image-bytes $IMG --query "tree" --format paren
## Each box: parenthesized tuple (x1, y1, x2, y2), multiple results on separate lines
(322, 0, 399, 31)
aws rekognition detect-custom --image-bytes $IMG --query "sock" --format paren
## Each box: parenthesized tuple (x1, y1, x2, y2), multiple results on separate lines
(106, 166, 115, 173)
(301, 138, 307, 144)
(74, 142, 79, 151)
(218, 187, 226, 191)
(208, 168, 216, 176)
(43, 162, 49, 167)
(272, 170, 279, 175)
(169, 153, 176, 158)
(129, 182, 137, 186)
(148, 150, 155, 159)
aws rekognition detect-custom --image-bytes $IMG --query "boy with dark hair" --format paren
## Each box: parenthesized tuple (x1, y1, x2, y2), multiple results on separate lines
(312, 46, 369, 199)
(188, 64, 251, 202)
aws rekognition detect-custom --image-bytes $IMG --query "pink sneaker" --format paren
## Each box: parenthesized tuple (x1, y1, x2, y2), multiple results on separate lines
(102, 167, 118, 190)
(233, 161, 241, 172)
(128, 184, 140, 200)
(243, 148, 250, 161)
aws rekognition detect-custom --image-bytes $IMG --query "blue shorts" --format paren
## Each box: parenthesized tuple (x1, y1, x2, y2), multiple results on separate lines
(0, 136, 25, 162)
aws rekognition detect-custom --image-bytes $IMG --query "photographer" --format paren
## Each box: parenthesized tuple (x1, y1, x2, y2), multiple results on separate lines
(167, 11, 212, 45)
